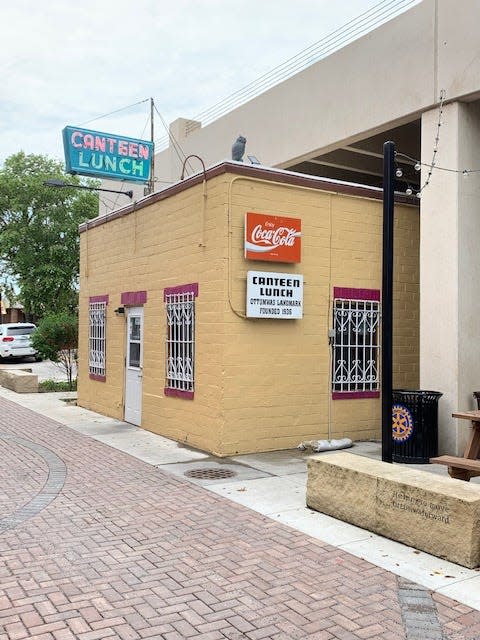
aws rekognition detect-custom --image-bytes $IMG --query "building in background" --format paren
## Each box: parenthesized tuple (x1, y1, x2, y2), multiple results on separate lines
(0, 296, 25, 324)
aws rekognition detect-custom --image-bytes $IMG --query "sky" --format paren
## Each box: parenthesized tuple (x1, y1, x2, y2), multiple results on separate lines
(1, 0, 420, 166)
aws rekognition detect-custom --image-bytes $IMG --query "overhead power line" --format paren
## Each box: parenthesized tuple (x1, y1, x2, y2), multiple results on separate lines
(153, 104, 194, 174)
(156, 0, 419, 149)
(80, 99, 150, 127)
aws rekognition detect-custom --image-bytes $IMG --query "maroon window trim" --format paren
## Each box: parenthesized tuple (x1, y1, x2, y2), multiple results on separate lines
(121, 290, 147, 305)
(88, 296, 108, 382)
(334, 287, 380, 301)
(164, 283, 198, 399)
(164, 387, 194, 400)
(89, 294, 109, 304)
(332, 391, 380, 400)
(332, 286, 380, 400)
(89, 373, 106, 382)
(163, 283, 199, 300)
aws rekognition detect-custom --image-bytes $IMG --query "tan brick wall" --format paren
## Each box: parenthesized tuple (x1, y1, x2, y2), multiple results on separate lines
(78, 171, 419, 456)
(78, 176, 229, 454)
(328, 194, 420, 441)
(222, 178, 419, 454)
(392, 205, 420, 390)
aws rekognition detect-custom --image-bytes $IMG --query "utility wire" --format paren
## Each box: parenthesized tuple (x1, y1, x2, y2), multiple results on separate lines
(80, 99, 150, 126)
(393, 91, 474, 198)
(395, 90, 480, 198)
(107, 189, 125, 213)
(187, 0, 417, 131)
(154, 0, 418, 150)
(98, 196, 117, 210)
(89, 103, 152, 214)
(415, 89, 445, 195)
(75, 1, 419, 155)
(396, 152, 480, 175)
(153, 103, 194, 174)
(139, 112, 151, 140)
(153, 104, 185, 160)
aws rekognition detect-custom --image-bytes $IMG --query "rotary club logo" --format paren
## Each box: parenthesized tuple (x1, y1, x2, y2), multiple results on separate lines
(392, 404, 414, 442)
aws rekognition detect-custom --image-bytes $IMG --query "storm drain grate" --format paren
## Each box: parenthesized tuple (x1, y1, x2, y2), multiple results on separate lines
(184, 468, 237, 480)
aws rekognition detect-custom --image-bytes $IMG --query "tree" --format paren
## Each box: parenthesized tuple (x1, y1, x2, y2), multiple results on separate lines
(0, 152, 99, 319)
(31, 313, 78, 390)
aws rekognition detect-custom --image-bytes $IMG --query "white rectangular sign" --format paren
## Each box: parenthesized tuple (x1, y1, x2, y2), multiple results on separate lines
(246, 271, 303, 319)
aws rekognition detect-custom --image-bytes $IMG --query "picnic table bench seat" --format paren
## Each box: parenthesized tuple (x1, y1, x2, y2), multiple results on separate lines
(430, 410, 480, 481)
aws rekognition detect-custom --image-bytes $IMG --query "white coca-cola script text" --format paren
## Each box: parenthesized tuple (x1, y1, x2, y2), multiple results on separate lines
(250, 224, 298, 247)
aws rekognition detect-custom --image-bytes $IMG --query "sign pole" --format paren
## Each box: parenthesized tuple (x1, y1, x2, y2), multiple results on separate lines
(382, 140, 395, 463)
(150, 97, 155, 195)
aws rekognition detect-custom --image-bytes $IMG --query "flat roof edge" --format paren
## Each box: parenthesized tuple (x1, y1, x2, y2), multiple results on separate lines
(79, 161, 418, 233)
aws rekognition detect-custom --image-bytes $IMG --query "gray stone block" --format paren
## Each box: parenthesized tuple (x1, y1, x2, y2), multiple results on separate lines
(0, 369, 38, 393)
(307, 451, 480, 568)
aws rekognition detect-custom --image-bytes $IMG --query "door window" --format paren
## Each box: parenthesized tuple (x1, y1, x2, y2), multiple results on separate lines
(128, 315, 142, 368)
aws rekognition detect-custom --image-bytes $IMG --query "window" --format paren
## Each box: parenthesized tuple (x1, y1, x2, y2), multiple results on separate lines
(332, 288, 380, 398)
(6, 325, 36, 336)
(128, 314, 141, 368)
(89, 298, 107, 379)
(164, 284, 198, 398)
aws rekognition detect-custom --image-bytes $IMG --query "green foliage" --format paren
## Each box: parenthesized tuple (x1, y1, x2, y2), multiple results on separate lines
(31, 312, 78, 390)
(0, 152, 99, 318)
(31, 311, 78, 358)
(39, 379, 77, 393)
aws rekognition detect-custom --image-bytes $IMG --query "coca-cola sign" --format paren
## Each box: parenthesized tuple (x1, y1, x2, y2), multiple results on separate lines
(244, 212, 301, 263)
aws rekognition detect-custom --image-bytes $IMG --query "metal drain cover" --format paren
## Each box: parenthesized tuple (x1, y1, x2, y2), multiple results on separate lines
(184, 468, 237, 480)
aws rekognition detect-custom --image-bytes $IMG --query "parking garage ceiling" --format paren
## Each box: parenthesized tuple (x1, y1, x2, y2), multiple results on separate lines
(286, 119, 421, 193)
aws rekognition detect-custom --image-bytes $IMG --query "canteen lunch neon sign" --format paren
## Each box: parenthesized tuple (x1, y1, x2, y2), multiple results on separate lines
(62, 126, 153, 183)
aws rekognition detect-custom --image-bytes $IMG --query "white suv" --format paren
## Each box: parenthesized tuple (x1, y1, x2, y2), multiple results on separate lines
(0, 323, 39, 360)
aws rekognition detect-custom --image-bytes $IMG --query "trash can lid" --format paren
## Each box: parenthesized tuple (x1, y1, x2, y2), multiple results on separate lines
(393, 389, 443, 396)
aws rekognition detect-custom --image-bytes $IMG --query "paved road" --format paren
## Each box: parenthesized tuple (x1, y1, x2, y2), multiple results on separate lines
(0, 358, 76, 382)
(1, 397, 480, 639)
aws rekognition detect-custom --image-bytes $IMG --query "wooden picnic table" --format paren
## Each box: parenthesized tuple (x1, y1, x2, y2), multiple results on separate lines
(430, 409, 480, 481)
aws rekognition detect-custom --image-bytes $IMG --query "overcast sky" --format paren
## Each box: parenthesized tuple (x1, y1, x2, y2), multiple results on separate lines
(1, 0, 419, 166)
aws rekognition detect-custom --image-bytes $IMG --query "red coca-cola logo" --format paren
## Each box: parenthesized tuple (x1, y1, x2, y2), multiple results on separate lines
(251, 224, 298, 248)
(245, 212, 301, 263)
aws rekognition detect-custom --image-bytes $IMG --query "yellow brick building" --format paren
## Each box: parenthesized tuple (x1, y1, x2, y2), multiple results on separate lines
(78, 162, 419, 456)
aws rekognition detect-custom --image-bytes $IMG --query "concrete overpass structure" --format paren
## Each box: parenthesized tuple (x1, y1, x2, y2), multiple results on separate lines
(103, 0, 480, 454)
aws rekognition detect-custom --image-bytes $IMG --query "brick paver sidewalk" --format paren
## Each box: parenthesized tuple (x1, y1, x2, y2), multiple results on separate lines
(0, 397, 479, 640)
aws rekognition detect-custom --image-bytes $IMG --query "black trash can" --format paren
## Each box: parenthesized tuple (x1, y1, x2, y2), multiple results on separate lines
(392, 389, 442, 463)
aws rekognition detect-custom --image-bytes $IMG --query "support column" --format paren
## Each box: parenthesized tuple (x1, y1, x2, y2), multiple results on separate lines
(420, 101, 480, 454)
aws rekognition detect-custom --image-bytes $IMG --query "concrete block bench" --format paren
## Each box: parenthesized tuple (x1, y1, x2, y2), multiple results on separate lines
(0, 368, 38, 393)
(307, 451, 480, 568)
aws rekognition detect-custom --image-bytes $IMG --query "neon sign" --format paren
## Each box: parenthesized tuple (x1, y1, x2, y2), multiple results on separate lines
(62, 126, 153, 183)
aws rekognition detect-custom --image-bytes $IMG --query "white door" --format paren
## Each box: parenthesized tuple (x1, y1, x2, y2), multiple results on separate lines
(124, 307, 143, 425)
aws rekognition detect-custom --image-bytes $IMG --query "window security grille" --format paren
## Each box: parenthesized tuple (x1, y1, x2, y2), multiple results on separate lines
(165, 291, 195, 392)
(89, 302, 106, 377)
(332, 298, 380, 393)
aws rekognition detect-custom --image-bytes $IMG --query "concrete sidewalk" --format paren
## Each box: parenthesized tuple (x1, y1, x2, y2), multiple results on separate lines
(1, 387, 480, 639)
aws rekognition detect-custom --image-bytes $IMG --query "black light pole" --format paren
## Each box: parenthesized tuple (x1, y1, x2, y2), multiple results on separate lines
(382, 140, 395, 463)
(43, 179, 133, 199)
